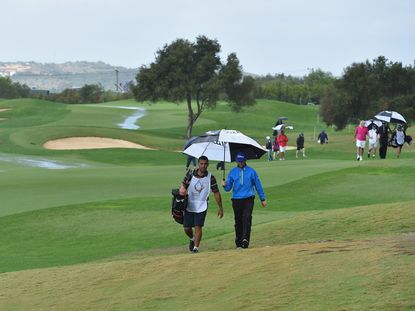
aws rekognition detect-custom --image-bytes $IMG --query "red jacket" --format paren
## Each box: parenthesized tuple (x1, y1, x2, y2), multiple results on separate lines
(277, 134, 288, 147)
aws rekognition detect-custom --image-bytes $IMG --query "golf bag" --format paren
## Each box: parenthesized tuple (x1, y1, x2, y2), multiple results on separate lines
(171, 188, 187, 224)
(405, 135, 412, 145)
(389, 132, 398, 148)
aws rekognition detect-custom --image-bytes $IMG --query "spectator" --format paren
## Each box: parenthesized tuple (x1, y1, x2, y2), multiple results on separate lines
(367, 126, 378, 158)
(377, 121, 391, 159)
(277, 130, 288, 160)
(317, 130, 328, 144)
(272, 135, 279, 160)
(296, 133, 306, 158)
(265, 136, 273, 161)
(355, 120, 368, 161)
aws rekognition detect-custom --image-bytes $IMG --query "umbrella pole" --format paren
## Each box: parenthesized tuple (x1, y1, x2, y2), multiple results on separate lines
(223, 143, 226, 181)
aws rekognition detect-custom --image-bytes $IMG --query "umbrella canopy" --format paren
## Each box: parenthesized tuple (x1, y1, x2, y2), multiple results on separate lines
(276, 117, 288, 125)
(183, 129, 267, 163)
(364, 119, 382, 130)
(272, 124, 294, 131)
(375, 111, 406, 124)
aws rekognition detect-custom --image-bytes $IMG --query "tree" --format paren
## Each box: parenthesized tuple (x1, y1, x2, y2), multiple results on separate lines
(320, 56, 415, 130)
(0, 76, 30, 99)
(132, 36, 255, 138)
(79, 84, 103, 103)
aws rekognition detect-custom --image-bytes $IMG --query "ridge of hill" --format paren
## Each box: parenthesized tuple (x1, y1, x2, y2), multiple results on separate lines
(0, 61, 138, 92)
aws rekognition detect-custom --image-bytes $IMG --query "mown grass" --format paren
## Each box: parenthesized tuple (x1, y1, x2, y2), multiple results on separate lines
(0, 97, 414, 310)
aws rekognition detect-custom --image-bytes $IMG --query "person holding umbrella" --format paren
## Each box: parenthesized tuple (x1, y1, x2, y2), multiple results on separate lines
(377, 121, 391, 159)
(221, 152, 267, 249)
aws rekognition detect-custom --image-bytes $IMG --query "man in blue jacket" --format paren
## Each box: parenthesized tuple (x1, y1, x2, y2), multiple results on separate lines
(221, 151, 267, 249)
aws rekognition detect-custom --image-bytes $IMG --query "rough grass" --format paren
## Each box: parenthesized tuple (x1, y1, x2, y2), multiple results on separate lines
(1, 234, 414, 310)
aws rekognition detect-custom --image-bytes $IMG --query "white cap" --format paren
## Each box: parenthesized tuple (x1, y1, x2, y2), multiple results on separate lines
(266, 136, 270, 139)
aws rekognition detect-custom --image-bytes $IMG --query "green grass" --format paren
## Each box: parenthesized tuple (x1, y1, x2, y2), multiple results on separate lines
(0, 97, 414, 310)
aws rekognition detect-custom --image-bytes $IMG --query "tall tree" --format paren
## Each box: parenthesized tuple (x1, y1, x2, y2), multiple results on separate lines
(320, 56, 415, 130)
(133, 36, 255, 138)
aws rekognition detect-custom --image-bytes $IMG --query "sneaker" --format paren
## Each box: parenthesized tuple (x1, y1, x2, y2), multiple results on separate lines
(189, 239, 195, 252)
(241, 239, 249, 249)
(372, 154, 375, 158)
(191, 247, 199, 253)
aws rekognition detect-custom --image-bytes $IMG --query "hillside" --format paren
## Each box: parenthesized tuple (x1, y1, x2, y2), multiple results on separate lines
(0, 61, 137, 92)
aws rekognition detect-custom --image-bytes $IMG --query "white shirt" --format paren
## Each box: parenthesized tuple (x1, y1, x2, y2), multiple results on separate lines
(396, 130, 405, 145)
(368, 129, 377, 144)
(187, 172, 211, 213)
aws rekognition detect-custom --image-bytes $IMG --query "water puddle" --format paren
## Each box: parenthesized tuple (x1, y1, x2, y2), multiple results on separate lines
(96, 105, 146, 130)
(0, 154, 89, 170)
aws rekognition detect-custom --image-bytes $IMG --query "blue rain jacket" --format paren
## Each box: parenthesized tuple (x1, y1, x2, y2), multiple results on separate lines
(223, 165, 266, 201)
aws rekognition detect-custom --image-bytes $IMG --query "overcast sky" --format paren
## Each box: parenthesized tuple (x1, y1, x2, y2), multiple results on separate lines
(1, 0, 414, 76)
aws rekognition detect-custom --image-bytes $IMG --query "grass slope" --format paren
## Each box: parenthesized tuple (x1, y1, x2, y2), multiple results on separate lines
(1, 203, 414, 310)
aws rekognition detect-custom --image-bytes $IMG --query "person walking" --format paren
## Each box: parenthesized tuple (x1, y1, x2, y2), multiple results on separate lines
(272, 135, 279, 160)
(355, 120, 368, 161)
(277, 130, 288, 160)
(221, 152, 267, 249)
(296, 132, 306, 158)
(367, 126, 378, 158)
(317, 130, 328, 144)
(395, 124, 406, 158)
(179, 156, 223, 253)
(265, 136, 273, 161)
(377, 121, 391, 159)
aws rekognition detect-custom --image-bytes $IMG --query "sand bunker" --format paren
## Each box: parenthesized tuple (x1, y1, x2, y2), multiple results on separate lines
(43, 137, 155, 150)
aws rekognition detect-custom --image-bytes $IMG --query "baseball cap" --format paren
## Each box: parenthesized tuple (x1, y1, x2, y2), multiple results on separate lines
(235, 152, 246, 162)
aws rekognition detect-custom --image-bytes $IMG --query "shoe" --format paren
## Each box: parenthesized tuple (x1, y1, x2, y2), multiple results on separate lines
(241, 239, 249, 249)
(191, 247, 199, 253)
(189, 239, 195, 252)
(372, 154, 375, 158)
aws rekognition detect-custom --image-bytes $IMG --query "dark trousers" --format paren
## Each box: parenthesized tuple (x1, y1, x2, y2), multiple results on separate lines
(232, 197, 254, 247)
(379, 141, 388, 159)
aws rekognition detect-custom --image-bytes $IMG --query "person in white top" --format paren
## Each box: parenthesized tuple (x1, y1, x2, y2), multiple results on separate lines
(179, 156, 223, 253)
(395, 125, 406, 158)
(367, 127, 378, 158)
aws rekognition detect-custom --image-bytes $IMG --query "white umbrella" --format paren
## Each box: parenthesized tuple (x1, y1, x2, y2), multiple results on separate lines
(364, 119, 382, 129)
(183, 129, 267, 163)
(272, 124, 294, 131)
(375, 111, 406, 124)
